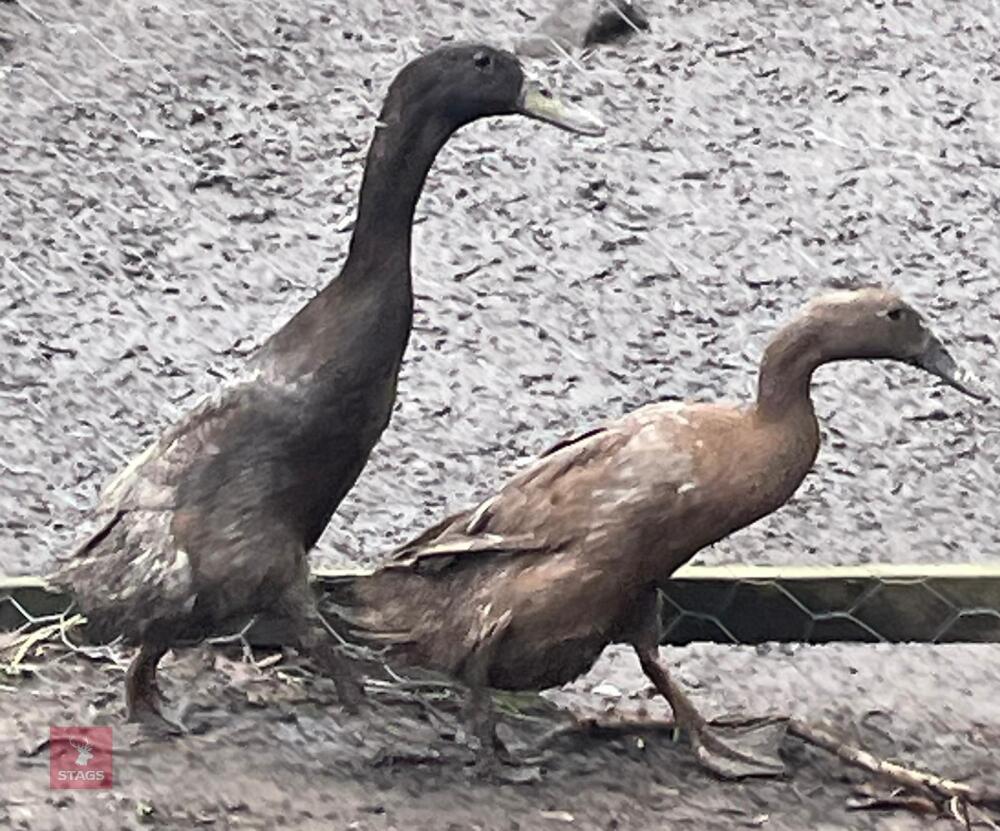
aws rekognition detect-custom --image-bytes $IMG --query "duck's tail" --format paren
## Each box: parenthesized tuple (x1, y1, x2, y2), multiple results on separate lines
(315, 570, 419, 653)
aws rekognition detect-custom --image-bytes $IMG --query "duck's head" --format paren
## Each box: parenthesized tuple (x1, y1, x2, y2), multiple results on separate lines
(806, 287, 989, 401)
(383, 44, 605, 137)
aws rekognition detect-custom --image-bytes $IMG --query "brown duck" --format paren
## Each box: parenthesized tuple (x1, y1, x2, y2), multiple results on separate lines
(335, 288, 987, 778)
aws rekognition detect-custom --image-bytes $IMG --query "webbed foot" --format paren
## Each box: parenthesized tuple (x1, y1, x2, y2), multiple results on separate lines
(688, 716, 788, 779)
(127, 694, 187, 736)
(470, 741, 544, 784)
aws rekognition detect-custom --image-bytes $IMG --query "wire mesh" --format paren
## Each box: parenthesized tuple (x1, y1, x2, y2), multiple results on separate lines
(5, 567, 1000, 652)
(2, 0, 1000, 824)
(658, 568, 1000, 646)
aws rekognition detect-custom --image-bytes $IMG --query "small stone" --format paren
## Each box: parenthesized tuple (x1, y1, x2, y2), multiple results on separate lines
(592, 681, 623, 699)
(539, 810, 575, 823)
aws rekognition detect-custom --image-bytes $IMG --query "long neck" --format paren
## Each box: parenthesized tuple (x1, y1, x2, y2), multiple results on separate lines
(754, 316, 823, 421)
(254, 104, 455, 375)
(340, 105, 454, 281)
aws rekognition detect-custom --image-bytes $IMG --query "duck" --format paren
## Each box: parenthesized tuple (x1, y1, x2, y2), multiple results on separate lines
(332, 288, 988, 778)
(49, 43, 605, 732)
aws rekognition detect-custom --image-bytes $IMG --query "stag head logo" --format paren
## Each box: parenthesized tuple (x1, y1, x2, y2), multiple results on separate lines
(69, 737, 93, 767)
(50, 725, 113, 789)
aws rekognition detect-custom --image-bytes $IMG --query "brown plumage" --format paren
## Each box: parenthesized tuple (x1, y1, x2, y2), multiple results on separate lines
(335, 288, 987, 777)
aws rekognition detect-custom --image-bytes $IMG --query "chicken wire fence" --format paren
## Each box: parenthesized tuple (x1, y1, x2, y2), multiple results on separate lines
(5, 3, 1000, 826)
(3, 0, 999, 660)
(6, 0, 997, 577)
(1, 0, 687, 571)
(655, 567, 1000, 646)
(4, 566, 1000, 659)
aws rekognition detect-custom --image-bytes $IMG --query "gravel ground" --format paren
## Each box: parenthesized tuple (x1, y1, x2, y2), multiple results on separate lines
(2, 0, 999, 827)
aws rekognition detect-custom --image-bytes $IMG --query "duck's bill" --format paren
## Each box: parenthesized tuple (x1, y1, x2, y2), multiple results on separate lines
(910, 338, 990, 402)
(517, 81, 605, 136)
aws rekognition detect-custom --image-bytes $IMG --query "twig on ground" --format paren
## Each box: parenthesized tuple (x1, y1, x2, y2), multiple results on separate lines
(365, 680, 455, 730)
(1, 594, 127, 672)
(314, 605, 455, 694)
(970, 804, 1000, 830)
(2, 612, 87, 674)
(608, 2, 646, 36)
(787, 719, 1000, 813)
(56, 612, 126, 667)
(207, 617, 259, 664)
(365, 677, 460, 694)
(534, 715, 1000, 819)
(14, 0, 46, 24)
(3, 593, 67, 634)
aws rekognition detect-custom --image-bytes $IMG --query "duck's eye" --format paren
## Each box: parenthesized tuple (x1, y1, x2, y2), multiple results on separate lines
(887, 308, 905, 321)
(473, 51, 492, 70)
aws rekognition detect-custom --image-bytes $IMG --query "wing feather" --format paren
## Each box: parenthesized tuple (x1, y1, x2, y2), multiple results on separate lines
(388, 422, 634, 571)
(51, 373, 266, 637)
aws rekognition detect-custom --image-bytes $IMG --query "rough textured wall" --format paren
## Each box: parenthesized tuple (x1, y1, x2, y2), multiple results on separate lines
(2, 0, 998, 578)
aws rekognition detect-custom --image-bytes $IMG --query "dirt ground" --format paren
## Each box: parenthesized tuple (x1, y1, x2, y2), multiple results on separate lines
(2, 0, 1000, 828)
(4, 641, 1000, 830)
(3, 0, 999, 577)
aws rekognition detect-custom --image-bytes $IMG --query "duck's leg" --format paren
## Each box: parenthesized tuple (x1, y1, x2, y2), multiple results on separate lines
(459, 622, 544, 780)
(633, 642, 786, 778)
(465, 683, 504, 771)
(125, 641, 186, 734)
(631, 595, 786, 779)
(275, 568, 365, 710)
(461, 683, 544, 782)
(459, 641, 506, 772)
(295, 615, 366, 711)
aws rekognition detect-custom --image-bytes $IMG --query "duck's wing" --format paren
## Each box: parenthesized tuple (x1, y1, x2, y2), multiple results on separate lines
(346, 404, 704, 668)
(387, 419, 635, 572)
(51, 374, 266, 631)
(68, 377, 251, 555)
